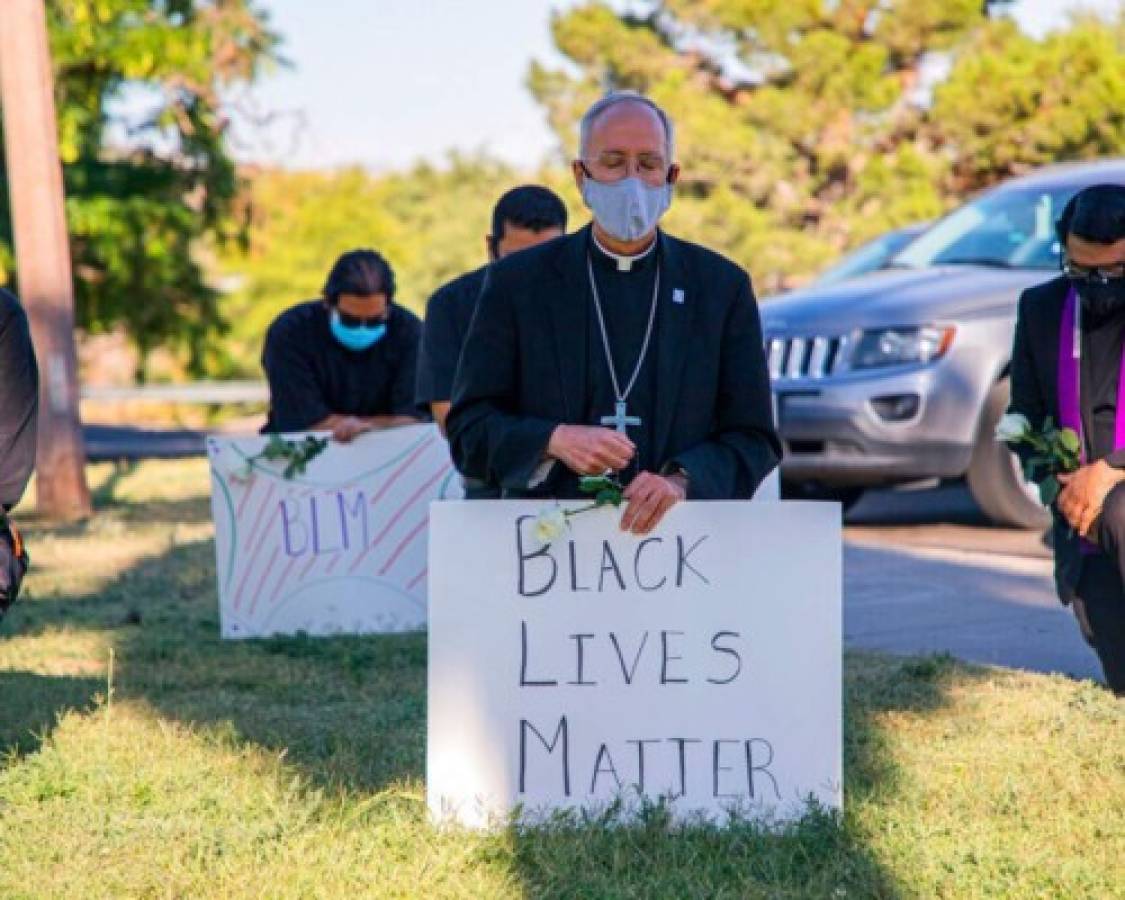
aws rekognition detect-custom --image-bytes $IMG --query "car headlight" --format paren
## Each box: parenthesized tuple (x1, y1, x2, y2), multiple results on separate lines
(849, 325, 955, 370)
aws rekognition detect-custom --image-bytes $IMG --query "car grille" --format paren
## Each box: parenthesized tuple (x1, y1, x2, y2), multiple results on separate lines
(766, 335, 850, 381)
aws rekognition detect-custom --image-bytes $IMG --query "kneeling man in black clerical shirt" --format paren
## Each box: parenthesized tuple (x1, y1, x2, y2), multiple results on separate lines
(416, 184, 568, 437)
(448, 91, 781, 535)
(1008, 184, 1125, 694)
(261, 249, 426, 442)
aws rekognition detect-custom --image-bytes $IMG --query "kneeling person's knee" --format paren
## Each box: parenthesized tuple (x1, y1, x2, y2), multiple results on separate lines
(1101, 481, 1125, 546)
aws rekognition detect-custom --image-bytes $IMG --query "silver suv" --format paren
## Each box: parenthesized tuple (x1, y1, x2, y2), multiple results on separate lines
(762, 159, 1125, 528)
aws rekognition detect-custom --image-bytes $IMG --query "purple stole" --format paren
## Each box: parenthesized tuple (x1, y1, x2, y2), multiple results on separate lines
(1057, 286, 1125, 554)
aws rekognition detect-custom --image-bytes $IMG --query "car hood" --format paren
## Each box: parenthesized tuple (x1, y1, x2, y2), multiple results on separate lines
(761, 265, 1050, 334)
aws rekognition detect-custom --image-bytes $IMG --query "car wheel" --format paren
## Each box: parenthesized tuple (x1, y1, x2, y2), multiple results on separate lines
(780, 481, 865, 513)
(966, 378, 1051, 530)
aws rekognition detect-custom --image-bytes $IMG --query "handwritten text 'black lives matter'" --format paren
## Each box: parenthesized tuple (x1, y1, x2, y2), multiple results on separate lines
(511, 514, 780, 804)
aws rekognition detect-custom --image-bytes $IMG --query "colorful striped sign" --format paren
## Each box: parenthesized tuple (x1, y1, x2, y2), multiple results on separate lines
(207, 424, 462, 638)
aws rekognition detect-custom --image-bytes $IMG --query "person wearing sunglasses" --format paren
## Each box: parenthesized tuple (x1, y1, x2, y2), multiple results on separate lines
(261, 249, 425, 442)
(1007, 183, 1125, 694)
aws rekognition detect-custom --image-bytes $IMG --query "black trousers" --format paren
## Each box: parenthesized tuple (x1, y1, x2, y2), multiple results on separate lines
(1076, 483, 1125, 694)
(462, 476, 500, 500)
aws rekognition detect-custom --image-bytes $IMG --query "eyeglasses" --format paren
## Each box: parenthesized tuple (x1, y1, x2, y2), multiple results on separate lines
(1062, 257, 1125, 283)
(581, 152, 669, 183)
(336, 311, 387, 329)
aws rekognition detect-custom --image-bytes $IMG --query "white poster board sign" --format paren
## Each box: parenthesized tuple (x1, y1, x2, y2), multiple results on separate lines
(427, 500, 842, 828)
(207, 424, 462, 638)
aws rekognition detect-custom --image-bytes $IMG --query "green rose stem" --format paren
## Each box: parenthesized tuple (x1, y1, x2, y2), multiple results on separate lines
(533, 474, 627, 546)
(244, 434, 330, 481)
(999, 415, 1081, 507)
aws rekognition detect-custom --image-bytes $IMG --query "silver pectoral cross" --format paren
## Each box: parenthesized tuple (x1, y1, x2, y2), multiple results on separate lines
(601, 399, 642, 435)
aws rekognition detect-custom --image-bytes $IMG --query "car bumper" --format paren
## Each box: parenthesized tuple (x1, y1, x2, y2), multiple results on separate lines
(775, 363, 977, 488)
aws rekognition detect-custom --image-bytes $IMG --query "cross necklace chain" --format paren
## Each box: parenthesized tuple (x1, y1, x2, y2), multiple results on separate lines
(585, 252, 660, 436)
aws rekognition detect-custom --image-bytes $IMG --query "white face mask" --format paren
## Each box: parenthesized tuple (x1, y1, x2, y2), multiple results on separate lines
(581, 174, 672, 243)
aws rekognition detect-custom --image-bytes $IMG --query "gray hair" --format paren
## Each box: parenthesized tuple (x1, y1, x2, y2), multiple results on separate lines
(578, 91, 676, 161)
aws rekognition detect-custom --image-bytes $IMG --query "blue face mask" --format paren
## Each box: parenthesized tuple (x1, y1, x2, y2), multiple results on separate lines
(330, 310, 387, 352)
(581, 173, 672, 243)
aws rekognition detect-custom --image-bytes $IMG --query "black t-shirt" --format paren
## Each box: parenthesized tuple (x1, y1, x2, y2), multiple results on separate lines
(416, 265, 487, 407)
(584, 238, 661, 478)
(261, 300, 423, 433)
(0, 289, 39, 509)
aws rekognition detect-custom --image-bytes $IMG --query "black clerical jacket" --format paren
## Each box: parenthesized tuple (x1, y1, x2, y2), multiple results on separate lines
(1009, 275, 1125, 604)
(446, 225, 781, 500)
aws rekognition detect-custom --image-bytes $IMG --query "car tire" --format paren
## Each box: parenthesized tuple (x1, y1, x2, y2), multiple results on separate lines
(966, 378, 1051, 530)
(780, 481, 865, 513)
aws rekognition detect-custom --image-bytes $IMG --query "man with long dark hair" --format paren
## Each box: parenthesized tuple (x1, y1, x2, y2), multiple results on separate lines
(261, 249, 425, 442)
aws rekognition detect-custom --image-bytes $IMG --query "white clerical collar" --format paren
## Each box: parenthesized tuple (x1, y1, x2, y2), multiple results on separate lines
(592, 231, 657, 273)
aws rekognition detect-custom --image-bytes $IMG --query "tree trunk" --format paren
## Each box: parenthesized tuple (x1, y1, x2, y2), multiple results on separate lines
(0, 0, 92, 521)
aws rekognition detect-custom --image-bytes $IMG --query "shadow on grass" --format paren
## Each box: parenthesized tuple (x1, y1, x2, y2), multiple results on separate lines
(19, 498, 213, 536)
(2, 537, 425, 793)
(90, 460, 141, 508)
(107, 495, 214, 527)
(1, 531, 986, 897)
(18, 459, 213, 533)
(0, 671, 103, 763)
(497, 652, 980, 899)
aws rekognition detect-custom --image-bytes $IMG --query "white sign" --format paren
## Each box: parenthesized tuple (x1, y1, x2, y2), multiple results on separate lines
(427, 500, 842, 828)
(207, 424, 462, 638)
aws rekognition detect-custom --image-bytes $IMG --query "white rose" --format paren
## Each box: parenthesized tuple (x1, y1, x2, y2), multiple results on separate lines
(995, 412, 1031, 443)
(533, 507, 568, 545)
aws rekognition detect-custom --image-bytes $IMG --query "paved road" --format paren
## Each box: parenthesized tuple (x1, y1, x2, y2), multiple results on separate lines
(84, 424, 206, 461)
(82, 426, 1105, 683)
(844, 484, 1101, 682)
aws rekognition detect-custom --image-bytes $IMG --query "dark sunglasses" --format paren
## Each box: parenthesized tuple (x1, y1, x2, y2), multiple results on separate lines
(336, 311, 388, 329)
(1061, 257, 1125, 284)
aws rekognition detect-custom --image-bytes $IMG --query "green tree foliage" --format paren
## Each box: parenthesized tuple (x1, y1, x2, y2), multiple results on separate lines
(219, 167, 410, 360)
(0, 0, 278, 378)
(934, 17, 1125, 190)
(529, 0, 1125, 293)
(217, 156, 585, 375)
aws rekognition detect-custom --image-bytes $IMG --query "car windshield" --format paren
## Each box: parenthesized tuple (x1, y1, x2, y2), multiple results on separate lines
(814, 229, 921, 286)
(893, 187, 1076, 271)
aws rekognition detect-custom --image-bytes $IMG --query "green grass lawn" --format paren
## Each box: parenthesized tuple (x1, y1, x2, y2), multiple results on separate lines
(1, 460, 1122, 899)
